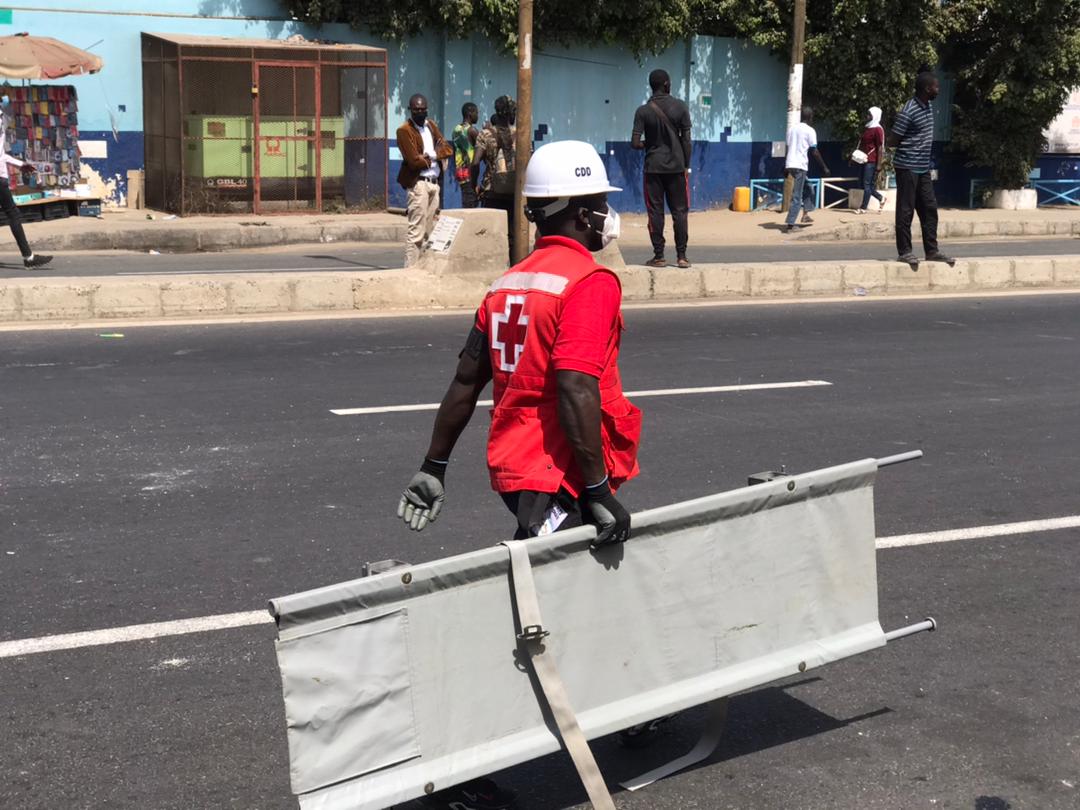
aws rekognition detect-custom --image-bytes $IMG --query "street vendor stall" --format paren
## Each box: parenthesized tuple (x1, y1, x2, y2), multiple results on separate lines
(0, 33, 103, 223)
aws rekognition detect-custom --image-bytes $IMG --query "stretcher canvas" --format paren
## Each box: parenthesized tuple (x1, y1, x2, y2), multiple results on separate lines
(269, 457, 884, 810)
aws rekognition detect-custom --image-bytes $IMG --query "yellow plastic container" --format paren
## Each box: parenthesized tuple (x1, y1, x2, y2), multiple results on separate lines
(733, 186, 751, 212)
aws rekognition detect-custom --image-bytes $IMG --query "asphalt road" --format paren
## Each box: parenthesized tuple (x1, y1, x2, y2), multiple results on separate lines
(2, 294, 1079, 809)
(1, 236, 1079, 277)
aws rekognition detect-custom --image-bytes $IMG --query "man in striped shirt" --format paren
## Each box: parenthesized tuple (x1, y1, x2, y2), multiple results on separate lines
(887, 71, 954, 268)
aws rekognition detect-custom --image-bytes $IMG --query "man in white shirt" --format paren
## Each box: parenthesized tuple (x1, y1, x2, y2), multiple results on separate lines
(783, 106, 830, 234)
(0, 96, 51, 269)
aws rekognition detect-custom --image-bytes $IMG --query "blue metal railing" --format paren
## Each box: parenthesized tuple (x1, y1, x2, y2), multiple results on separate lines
(968, 178, 1080, 208)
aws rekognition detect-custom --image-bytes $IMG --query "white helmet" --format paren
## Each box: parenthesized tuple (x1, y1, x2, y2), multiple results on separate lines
(523, 140, 621, 198)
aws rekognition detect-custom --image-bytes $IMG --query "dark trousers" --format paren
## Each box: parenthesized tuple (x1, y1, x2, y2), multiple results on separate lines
(458, 182, 478, 209)
(895, 168, 939, 256)
(861, 163, 884, 209)
(644, 172, 689, 257)
(0, 183, 32, 258)
(501, 488, 585, 539)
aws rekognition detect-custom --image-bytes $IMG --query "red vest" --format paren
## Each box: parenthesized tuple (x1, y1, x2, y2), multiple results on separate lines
(483, 237, 642, 495)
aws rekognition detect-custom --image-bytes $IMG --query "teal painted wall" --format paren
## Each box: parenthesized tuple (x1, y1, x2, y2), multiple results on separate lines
(8, 1, 793, 208)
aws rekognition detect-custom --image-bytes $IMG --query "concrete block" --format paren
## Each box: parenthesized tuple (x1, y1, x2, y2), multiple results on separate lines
(19, 282, 96, 320)
(885, 262, 930, 291)
(592, 242, 626, 271)
(228, 278, 293, 313)
(1053, 256, 1080, 286)
(928, 262, 971, 289)
(863, 220, 894, 240)
(36, 231, 116, 252)
(351, 223, 408, 242)
(1012, 259, 1054, 287)
(121, 228, 202, 253)
(293, 274, 356, 310)
(842, 263, 887, 293)
(238, 226, 288, 249)
(1072, 220, 1080, 235)
(433, 275, 493, 309)
(197, 230, 246, 251)
(1021, 221, 1049, 236)
(0, 283, 20, 321)
(354, 271, 433, 310)
(160, 279, 229, 315)
(947, 220, 973, 238)
(969, 259, 1013, 289)
(652, 268, 703, 299)
(616, 267, 652, 301)
(92, 281, 163, 318)
(796, 264, 843, 295)
(749, 265, 797, 296)
(414, 209, 509, 280)
(1050, 220, 1073, 236)
(971, 220, 998, 236)
(996, 220, 1024, 236)
(701, 266, 747, 297)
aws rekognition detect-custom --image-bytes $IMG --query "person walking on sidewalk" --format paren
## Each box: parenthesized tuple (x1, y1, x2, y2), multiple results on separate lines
(783, 106, 829, 234)
(396, 93, 452, 267)
(855, 106, 886, 214)
(396, 139, 641, 809)
(474, 95, 518, 252)
(452, 102, 480, 208)
(887, 71, 954, 269)
(1, 94, 51, 269)
(632, 69, 692, 268)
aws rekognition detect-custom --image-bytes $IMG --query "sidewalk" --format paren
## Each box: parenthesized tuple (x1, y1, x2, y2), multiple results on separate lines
(6, 205, 1077, 257)
(15, 208, 407, 254)
(617, 207, 1079, 251)
(4, 255, 1078, 325)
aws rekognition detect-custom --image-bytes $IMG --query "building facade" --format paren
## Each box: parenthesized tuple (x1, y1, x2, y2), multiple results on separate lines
(11, 1, 1078, 212)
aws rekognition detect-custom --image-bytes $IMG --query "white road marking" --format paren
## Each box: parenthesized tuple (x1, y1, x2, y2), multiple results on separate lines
(876, 515, 1080, 549)
(3, 513, 1079, 659)
(0, 610, 271, 659)
(330, 380, 834, 416)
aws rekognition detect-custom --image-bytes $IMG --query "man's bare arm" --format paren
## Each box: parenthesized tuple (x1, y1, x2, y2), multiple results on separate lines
(426, 345, 492, 461)
(556, 370, 607, 485)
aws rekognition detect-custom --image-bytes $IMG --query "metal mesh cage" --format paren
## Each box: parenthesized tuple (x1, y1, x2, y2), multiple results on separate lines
(140, 34, 388, 215)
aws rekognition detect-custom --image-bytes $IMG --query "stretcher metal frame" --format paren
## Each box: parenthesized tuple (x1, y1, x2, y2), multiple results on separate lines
(269, 451, 934, 809)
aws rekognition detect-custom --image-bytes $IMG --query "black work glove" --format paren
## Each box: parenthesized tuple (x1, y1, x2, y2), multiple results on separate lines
(583, 477, 631, 547)
(397, 458, 447, 532)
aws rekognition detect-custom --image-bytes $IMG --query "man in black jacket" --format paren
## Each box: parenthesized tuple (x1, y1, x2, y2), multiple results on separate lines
(632, 69, 692, 268)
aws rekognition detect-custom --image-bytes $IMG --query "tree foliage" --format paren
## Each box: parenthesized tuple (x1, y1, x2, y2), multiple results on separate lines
(940, 0, 1080, 189)
(285, 0, 1080, 186)
(282, 0, 696, 56)
(698, 0, 942, 143)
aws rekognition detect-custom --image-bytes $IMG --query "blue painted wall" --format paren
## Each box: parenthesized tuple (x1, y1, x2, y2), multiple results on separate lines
(11, 1, 791, 211)
(11, 2, 1077, 211)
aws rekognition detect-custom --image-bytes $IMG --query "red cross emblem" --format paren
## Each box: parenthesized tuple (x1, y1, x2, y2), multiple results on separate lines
(491, 295, 529, 372)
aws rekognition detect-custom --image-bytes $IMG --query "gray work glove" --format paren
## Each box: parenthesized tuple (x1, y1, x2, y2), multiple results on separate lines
(397, 458, 447, 532)
(583, 477, 631, 547)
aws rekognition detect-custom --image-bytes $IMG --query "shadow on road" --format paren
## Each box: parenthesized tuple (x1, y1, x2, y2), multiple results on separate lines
(418, 678, 892, 810)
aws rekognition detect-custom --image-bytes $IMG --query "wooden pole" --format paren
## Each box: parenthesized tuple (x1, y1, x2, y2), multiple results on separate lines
(512, 0, 533, 264)
(782, 0, 806, 213)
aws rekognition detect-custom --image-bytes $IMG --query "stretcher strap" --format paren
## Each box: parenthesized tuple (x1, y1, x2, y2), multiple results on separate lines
(501, 540, 616, 810)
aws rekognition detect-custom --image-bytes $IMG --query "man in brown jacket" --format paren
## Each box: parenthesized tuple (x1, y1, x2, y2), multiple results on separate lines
(397, 93, 453, 266)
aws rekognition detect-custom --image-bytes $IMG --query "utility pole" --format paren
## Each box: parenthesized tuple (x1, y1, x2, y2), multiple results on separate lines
(512, 0, 533, 264)
(782, 0, 806, 212)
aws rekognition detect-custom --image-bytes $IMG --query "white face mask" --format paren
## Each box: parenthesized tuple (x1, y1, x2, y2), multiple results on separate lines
(595, 206, 620, 248)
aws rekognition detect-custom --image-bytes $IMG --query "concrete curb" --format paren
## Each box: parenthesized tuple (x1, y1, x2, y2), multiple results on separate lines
(28, 220, 407, 254)
(796, 218, 1080, 242)
(3, 256, 1080, 323)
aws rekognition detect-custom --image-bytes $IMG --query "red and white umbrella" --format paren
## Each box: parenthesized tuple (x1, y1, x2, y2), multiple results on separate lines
(0, 33, 103, 80)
